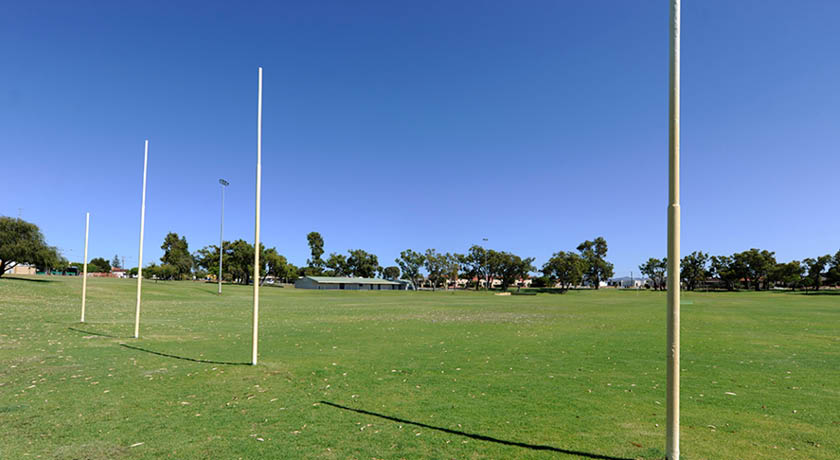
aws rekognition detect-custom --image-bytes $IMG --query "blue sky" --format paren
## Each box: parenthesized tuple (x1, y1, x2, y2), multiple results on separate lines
(2, 1, 838, 276)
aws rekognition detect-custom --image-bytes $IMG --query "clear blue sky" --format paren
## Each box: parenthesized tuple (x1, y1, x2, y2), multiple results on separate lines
(2, 1, 838, 276)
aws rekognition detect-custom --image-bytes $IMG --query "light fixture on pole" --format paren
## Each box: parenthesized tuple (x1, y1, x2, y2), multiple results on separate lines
(218, 178, 229, 295)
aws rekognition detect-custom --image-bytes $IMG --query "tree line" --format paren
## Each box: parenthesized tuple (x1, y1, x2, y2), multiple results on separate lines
(639, 249, 840, 291)
(0, 217, 619, 292)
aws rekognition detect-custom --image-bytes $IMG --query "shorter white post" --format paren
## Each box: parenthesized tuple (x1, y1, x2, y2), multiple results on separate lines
(134, 140, 149, 339)
(80, 212, 90, 322)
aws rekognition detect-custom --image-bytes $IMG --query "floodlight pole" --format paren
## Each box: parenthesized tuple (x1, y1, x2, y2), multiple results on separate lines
(134, 140, 149, 339)
(252, 67, 263, 366)
(218, 179, 229, 295)
(666, 1, 681, 459)
(80, 212, 90, 322)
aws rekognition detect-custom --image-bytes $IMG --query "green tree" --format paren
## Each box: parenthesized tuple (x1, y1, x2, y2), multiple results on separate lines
(325, 253, 350, 276)
(733, 249, 776, 290)
(680, 251, 709, 291)
(828, 250, 840, 287)
(346, 249, 379, 278)
(88, 257, 111, 273)
(577, 237, 614, 289)
(423, 249, 447, 291)
(34, 245, 65, 274)
(111, 254, 122, 269)
(442, 253, 461, 289)
(495, 252, 534, 291)
(544, 251, 585, 291)
(226, 239, 257, 285)
(382, 266, 400, 280)
(160, 232, 193, 279)
(306, 232, 325, 273)
(396, 249, 425, 289)
(260, 248, 287, 285)
(802, 255, 831, 291)
(639, 257, 667, 290)
(770, 261, 804, 290)
(0, 216, 58, 277)
(709, 255, 738, 291)
(157, 264, 178, 280)
(282, 262, 299, 283)
(459, 245, 489, 290)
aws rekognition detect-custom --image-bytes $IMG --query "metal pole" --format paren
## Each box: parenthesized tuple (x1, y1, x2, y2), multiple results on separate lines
(134, 140, 149, 339)
(80, 212, 89, 322)
(252, 67, 262, 365)
(218, 179, 228, 295)
(666, 1, 681, 458)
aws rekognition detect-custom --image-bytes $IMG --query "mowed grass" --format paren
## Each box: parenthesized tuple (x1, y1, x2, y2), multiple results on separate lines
(1, 276, 838, 459)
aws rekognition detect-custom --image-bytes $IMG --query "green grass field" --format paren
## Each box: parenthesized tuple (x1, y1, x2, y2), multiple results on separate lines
(1, 276, 837, 459)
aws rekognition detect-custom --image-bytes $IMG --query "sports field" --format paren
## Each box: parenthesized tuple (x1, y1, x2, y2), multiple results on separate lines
(1, 276, 837, 459)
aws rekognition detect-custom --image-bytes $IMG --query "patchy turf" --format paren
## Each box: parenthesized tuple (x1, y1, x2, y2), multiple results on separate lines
(1, 275, 837, 459)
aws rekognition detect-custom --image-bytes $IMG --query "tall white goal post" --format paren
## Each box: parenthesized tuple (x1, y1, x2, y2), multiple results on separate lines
(134, 140, 149, 339)
(80, 212, 90, 322)
(252, 67, 263, 365)
(666, 0, 681, 459)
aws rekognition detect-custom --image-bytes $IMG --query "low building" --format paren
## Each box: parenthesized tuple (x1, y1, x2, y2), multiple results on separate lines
(3, 263, 37, 275)
(295, 276, 414, 290)
(607, 276, 650, 288)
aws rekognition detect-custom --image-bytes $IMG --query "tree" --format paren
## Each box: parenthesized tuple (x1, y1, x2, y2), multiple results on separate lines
(733, 249, 776, 290)
(396, 249, 425, 289)
(88, 257, 111, 273)
(34, 244, 65, 274)
(828, 250, 840, 287)
(281, 262, 299, 283)
(143, 263, 159, 279)
(111, 254, 122, 269)
(306, 232, 325, 272)
(325, 253, 350, 277)
(639, 257, 667, 290)
(382, 266, 400, 280)
(346, 249, 379, 278)
(442, 253, 461, 289)
(0, 217, 59, 277)
(680, 251, 709, 291)
(577, 237, 614, 289)
(802, 255, 831, 291)
(160, 232, 193, 279)
(226, 239, 258, 285)
(495, 252, 534, 291)
(423, 249, 447, 291)
(261, 248, 287, 285)
(157, 264, 178, 280)
(459, 245, 489, 290)
(544, 251, 585, 291)
(709, 255, 738, 291)
(770, 261, 804, 290)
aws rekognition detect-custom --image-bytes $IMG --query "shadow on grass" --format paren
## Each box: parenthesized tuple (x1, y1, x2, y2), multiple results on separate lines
(319, 401, 632, 460)
(67, 327, 122, 339)
(1, 276, 56, 283)
(521, 287, 574, 295)
(119, 343, 250, 365)
(794, 290, 840, 296)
